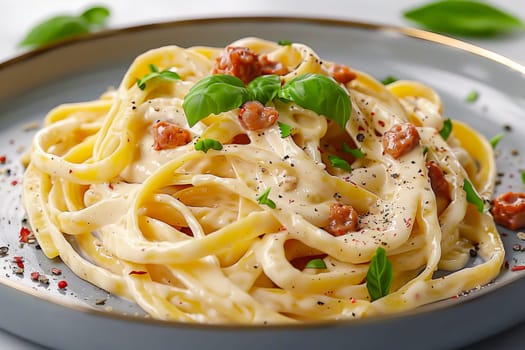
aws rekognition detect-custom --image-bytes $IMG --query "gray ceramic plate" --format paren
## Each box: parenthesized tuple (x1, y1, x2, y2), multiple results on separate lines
(0, 17, 524, 350)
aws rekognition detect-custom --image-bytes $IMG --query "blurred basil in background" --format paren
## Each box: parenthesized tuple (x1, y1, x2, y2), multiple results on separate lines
(403, 0, 525, 37)
(19, 5, 110, 49)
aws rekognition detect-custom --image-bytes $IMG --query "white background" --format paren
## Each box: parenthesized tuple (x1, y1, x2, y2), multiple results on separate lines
(1, 1, 524, 348)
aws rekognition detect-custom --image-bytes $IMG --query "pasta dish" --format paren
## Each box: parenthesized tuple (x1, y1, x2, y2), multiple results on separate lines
(22, 37, 508, 323)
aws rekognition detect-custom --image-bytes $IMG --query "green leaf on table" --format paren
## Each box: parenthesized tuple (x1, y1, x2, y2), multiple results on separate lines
(403, 0, 525, 37)
(278, 40, 292, 46)
(381, 76, 398, 85)
(366, 247, 393, 301)
(465, 90, 479, 103)
(489, 133, 504, 149)
(19, 6, 111, 48)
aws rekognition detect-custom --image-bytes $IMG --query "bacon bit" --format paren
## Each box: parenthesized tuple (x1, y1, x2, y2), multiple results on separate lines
(382, 123, 420, 159)
(0, 155, 6, 164)
(491, 192, 525, 230)
(505, 261, 510, 269)
(11, 180, 18, 186)
(331, 64, 357, 84)
(325, 202, 359, 236)
(68, 169, 73, 174)
(238, 101, 279, 131)
(511, 265, 525, 272)
(129, 270, 147, 275)
(152, 121, 192, 150)
(213, 46, 262, 84)
(108, 183, 114, 190)
(451, 295, 458, 300)
(426, 161, 451, 213)
(259, 54, 288, 76)
(51, 267, 62, 275)
(57, 280, 68, 289)
(30, 271, 40, 281)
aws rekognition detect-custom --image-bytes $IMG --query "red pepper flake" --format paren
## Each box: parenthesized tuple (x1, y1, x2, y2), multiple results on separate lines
(19, 227, 31, 243)
(350, 297, 356, 304)
(0, 155, 6, 164)
(511, 265, 525, 271)
(451, 295, 458, 300)
(13, 256, 24, 269)
(129, 270, 147, 275)
(51, 267, 62, 275)
(30, 271, 40, 281)
(68, 169, 73, 174)
(57, 280, 68, 289)
(108, 183, 114, 190)
(11, 180, 18, 186)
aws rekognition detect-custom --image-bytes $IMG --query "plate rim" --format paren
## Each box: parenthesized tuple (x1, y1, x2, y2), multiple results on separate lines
(1, 15, 525, 331)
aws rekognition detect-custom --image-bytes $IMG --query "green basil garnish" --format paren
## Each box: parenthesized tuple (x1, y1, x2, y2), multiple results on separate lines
(278, 122, 293, 138)
(403, 0, 525, 37)
(305, 258, 327, 269)
(439, 118, 453, 140)
(19, 6, 110, 49)
(521, 171, 525, 185)
(256, 188, 276, 209)
(183, 75, 250, 127)
(342, 143, 365, 158)
(463, 179, 484, 213)
(328, 155, 352, 172)
(366, 247, 393, 301)
(279, 73, 351, 130)
(136, 64, 181, 91)
(489, 133, 504, 149)
(278, 40, 292, 46)
(194, 138, 223, 153)
(248, 75, 281, 105)
(381, 76, 398, 85)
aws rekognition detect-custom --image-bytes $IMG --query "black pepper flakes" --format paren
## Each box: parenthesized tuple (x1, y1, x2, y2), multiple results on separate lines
(0, 246, 8, 257)
(356, 133, 365, 142)
(469, 249, 477, 257)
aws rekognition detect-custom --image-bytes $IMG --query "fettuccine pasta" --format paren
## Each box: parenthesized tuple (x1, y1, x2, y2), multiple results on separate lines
(22, 38, 504, 323)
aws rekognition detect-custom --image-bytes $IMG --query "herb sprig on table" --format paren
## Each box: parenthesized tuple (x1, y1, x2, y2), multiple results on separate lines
(19, 6, 111, 49)
(403, 0, 525, 37)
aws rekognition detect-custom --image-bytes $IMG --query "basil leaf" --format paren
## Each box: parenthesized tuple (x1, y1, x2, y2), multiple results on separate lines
(305, 258, 327, 269)
(256, 188, 276, 209)
(183, 75, 250, 127)
(423, 146, 429, 156)
(342, 143, 365, 158)
(278, 122, 293, 138)
(521, 171, 525, 185)
(80, 6, 111, 26)
(328, 155, 352, 172)
(19, 6, 110, 48)
(465, 90, 479, 103)
(463, 179, 484, 213)
(19, 16, 90, 48)
(439, 118, 453, 140)
(381, 76, 398, 85)
(136, 64, 181, 91)
(403, 0, 525, 36)
(366, 247, 393, 301)
(278, 40, 292, 46)
(194, 138, 223, 153)
(248, 75, 281, 105)
(279, 73, 351, 130)
(489, 133, 504, 148)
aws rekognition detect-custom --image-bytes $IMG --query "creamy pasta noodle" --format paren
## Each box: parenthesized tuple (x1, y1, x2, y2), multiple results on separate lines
(23, 37, 507, 323)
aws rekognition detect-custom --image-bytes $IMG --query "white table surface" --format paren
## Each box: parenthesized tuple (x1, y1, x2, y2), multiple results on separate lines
(1, 1, 524, 349)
